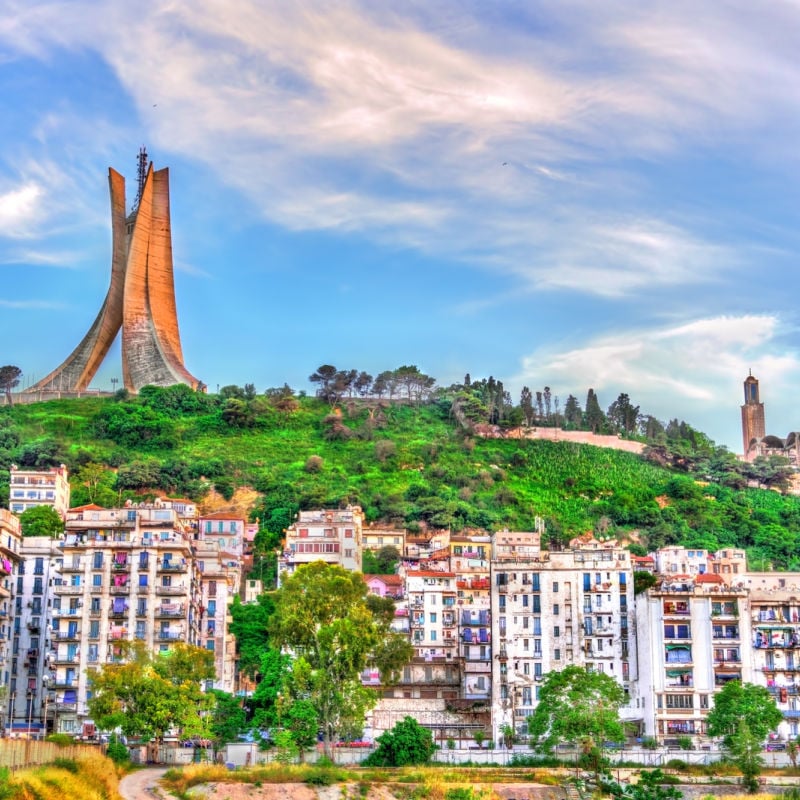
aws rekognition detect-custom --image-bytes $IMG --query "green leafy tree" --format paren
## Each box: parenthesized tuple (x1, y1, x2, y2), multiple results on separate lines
(728, 720, 765, 793)
(0, 365, 21, 405)
(364, 716, 435, 766)
(19, 505, 63, 538)
(229, 594, 276, 679)
(563, 394, 582, 429)
(270, 562, 412, 756)
(362, 545, 401, 575)
(88, 641, 215, 742)
(585, 389, 605, 434)
(209, 690, 247, 747)
(607, 393, 640, 435)
(285, 698, 319, 761)
(520, 387, 534, 426)
(528, 666, 624, 779)
(706, 680, 782, 748)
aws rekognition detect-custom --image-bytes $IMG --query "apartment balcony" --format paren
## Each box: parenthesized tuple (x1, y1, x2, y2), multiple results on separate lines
(154, 605, 184, 618)
(108, 606, 129, 618)
(55, 585, 84, 595)
(55, 702, 77, 713)
(61, 561, 84, 572)
(111, 561, 131, 572)
(155, 630, 183, 642)
(52, 677, 76, 689)
(52, 654, 80, 666)
(27, 621, 41, 633)
(156, 585, 187, 596)
(52, 606, 82, 618)
(52, 630, 81, 642)
(157, 561, 188, 573)
(110, 584, 131, 595)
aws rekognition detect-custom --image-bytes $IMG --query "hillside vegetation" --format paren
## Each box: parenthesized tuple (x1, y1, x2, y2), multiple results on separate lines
(1, 384, 800, 572)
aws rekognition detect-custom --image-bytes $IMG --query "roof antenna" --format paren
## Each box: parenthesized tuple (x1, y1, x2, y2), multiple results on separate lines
(133, 146, 149, 212)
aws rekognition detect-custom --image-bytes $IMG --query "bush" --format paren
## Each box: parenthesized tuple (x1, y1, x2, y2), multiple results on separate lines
(46, 733, 74, 747)
(305, 769, 335, 786)
(52, 757, 79, 773)
(363, 716, 436, 767)
(106, 739, 129, 764)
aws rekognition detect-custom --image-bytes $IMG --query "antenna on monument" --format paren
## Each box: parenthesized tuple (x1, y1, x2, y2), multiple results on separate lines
(133, 146, 149, 212)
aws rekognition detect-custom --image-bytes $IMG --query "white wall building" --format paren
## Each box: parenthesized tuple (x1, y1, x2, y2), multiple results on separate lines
(9, 465, 70, 519)
(490, 534, 637, 745)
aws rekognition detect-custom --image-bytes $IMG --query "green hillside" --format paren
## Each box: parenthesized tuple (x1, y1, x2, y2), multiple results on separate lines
(2, 385, 800, 572)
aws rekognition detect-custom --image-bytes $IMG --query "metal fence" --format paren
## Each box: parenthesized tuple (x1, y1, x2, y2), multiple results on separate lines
(0, 739, 104, 771)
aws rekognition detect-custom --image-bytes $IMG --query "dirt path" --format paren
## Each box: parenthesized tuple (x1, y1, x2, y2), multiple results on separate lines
(119, 768, 168, 800)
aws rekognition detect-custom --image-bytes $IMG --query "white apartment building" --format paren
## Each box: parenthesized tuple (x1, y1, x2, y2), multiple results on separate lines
(636, 571, 751, 745)
(451, 534, 492, 705)
(0, 510, 22, 734)
(279, 506, 364, 581)
(9, 465, 70, 519)
(194, 539, 239, 694)
(405, 571, 459, 660)
(52, 503, 199, 737)
(490, 534, 637, 745)
(746, 572, 800, 740)
(8, 536, 61, 737)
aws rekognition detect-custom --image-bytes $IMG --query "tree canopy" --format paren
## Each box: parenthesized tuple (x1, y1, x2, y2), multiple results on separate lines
(0, 365, 21, 405)
(19, 505, 64, 538)
(87, 641, 215, 742)
(528, 665, 625, 752)
(269, 562, 412, 755)
(706, 680, 783, 747)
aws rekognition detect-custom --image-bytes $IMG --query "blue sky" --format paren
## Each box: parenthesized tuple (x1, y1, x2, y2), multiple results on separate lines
(1, 1, 799, 452)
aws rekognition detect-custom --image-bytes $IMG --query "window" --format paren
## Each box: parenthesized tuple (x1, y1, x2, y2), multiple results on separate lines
(345, 528, 353, 538)
(553, 604, 560, 615)
(523, 662, 530, 675)
(206, 640, 215, 650)
(93, 553, 103, 569)
(89, 620, 100, 638)
(531, 574, 540, 591)
(208, 600, 217, 615)
(532, 595, 541, 613)
(554, 648, 561, 661)
(522, 686, 532, 706)
(553, 625, 560, 637)
(430, 613, 437, 623)
(33, 578, 43, 594)
(139, 575, 148, 587)
(431, 631, 437, 641)
(34, 558, 44, 575)
(666, 694, 693, 709)
(522, 595, 529, 607)
(534, 662, 542, 678)
(553, 581, 559, 592)
(92, 574, 102, 587)
(534, 639, 542, 656)
(208, 580, 217, 597)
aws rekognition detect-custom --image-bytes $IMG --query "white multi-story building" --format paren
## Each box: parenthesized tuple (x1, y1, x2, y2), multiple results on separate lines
(405, 571, 459, 660)
(279, 506, 364, 580)
(8, 535, 61, 737)
(490, 534, 637, 745)
(0, 510, 22, 734)
(9, 465, 70, 519)
(52, 503, 199, 737)
(636, 571, 750, 745)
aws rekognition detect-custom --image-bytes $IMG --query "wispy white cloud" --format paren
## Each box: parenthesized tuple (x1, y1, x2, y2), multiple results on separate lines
(0, 1, 798, 299)
(0, 182, 43, 237)
(0, 298, 67, 309)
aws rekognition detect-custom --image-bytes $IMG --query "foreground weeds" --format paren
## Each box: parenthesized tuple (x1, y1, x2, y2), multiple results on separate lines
(3, 752, 121, 800)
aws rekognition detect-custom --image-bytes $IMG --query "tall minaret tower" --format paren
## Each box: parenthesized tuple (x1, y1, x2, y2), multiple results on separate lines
(741, 371, 765, 459)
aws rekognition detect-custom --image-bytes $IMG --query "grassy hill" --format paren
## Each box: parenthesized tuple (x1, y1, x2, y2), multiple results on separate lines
(2, 387, 800, 571)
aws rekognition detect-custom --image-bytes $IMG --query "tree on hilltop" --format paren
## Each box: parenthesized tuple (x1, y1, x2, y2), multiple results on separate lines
(0, 365, 22, 405)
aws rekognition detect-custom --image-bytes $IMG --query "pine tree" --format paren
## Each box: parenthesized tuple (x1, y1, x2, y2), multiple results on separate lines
(585, 389, 605, 434)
